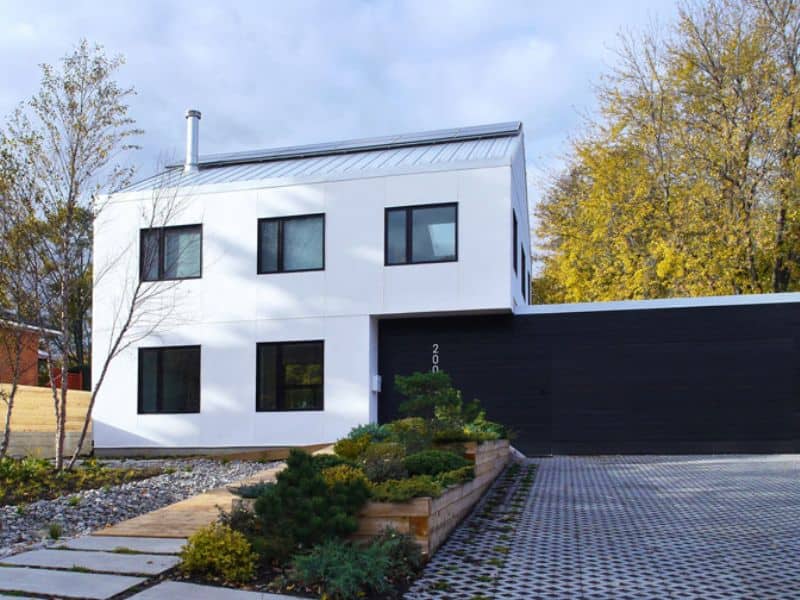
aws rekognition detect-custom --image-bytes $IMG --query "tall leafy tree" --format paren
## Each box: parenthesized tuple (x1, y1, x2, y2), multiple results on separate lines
(1, 40, 142, 469)
(535, 0, 800, 302)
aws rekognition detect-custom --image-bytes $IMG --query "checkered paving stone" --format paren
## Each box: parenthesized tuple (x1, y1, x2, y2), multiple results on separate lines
(406, 455, 800, 600)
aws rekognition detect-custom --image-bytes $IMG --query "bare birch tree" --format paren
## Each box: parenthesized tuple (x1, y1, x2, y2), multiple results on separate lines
(2, 40, 142, 469)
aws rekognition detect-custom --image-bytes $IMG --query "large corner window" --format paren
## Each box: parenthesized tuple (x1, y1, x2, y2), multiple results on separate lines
(256, 341, 324, 411)
(513, 211, 518, 274)
(258, 214, 325, 273)
(385, 203, 457, 265)
(138, 346, 200, 414)
(140, 225, 202, 281)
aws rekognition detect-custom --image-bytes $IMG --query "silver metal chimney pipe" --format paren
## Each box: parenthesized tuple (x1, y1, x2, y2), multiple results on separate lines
(184, 109, 201, 173)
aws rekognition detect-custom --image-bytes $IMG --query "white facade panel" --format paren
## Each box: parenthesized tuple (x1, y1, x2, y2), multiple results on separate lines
(93, 130, 529, 451)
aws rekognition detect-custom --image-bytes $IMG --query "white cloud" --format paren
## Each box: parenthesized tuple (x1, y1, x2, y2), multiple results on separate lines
(0, 0, 678, 190)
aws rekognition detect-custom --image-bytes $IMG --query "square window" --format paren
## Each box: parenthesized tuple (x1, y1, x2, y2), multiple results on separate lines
(138, 346, 200, 414)
(256, 341, 324, 411)
(385, 203, 457, 265)
(257, 215, 324, 274)
(140, 225, 202, 281)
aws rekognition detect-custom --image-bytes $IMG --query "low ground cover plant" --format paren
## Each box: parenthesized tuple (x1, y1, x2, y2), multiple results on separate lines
(0, 457, 163, 506)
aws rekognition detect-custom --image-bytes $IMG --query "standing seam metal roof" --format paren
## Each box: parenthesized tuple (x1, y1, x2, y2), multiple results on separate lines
(123, 121, 522, 192)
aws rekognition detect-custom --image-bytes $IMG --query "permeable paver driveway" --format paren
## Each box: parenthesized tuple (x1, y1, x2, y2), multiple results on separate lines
(409, 455, 800, 600)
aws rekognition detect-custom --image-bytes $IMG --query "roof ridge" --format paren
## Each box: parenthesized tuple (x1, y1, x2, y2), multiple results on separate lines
(165, 121, 521, 169)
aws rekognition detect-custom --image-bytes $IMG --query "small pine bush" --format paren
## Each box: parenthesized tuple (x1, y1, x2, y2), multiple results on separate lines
(404, 449, 470, 477)
(370, 475, 443, 503)
(253, 449, 370, 563)
(179, 524, 256, 584)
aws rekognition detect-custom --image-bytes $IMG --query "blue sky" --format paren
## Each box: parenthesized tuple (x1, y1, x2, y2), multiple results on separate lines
(0, 0, 678, 204)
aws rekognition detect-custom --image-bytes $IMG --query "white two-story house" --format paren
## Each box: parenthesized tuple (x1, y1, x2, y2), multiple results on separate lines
(92, 112, 531, 454)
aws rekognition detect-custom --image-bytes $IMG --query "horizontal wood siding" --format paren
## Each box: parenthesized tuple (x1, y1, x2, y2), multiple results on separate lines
(378, 303, 800, 455)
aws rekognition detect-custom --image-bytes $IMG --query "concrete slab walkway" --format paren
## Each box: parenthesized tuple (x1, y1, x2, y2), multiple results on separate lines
(129, 581, 294, 599)
(2, 548, 180, 575)
(0, 565, 144, 599)
(94, 463, 284, 538)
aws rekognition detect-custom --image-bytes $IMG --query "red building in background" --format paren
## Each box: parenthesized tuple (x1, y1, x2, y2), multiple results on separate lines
(0, 318, 44, 386)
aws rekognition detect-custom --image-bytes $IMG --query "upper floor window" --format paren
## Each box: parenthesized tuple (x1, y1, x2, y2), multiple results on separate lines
(385, 203, 457, 265)
(140, 225, 202, 281)
(258, 214, 325, 274)
(138, 345, 200, 414)
(256, 341, 324, 411)
(513, 211, 518, 274)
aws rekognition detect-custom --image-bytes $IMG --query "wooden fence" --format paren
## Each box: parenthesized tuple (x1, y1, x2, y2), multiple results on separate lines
(0, 384, 92, 458)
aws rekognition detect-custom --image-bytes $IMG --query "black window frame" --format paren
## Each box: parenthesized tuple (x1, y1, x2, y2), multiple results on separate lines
(384, 202, 458, 266)
(137, 345, 201, 414)
(512, 211, 518, 274)
(139, 224, 203, 282)
(520, 245, 526, 299)
(257, 214, 326, 274)
(256, 340, 324, 412)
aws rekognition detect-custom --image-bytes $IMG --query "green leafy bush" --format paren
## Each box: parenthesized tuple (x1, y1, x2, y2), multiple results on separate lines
(252, 449, 370, 563)
(462, 411, 508, 441)
(404, 449, 470, 477)
(321, 464, 369, 488)
(333, 435, 371, 460)
(311, 453, 355, 471)
(360, 442, 407, 483)
(289, 530, 422, 599)
(435, 465, 475, 487)
(179, 524, 256, 584)
(385, 417, 432, 454)
(346, 422, 390, 442)
(370, 475, 443, 503)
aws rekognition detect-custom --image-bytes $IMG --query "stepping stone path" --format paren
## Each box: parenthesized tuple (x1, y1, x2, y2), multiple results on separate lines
(0, 535, 182, 599)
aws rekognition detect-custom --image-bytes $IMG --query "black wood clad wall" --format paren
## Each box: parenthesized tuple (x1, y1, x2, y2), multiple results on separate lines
(377, 303, 800, 455)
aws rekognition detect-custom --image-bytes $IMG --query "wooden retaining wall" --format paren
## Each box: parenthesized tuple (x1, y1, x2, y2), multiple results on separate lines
(0, 384, 92, 458)
(353, 439, 510, 557)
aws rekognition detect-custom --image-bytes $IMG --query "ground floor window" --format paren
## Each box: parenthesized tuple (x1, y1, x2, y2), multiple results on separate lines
(256, 341, 324, 411)
(138, 346, 201, 414)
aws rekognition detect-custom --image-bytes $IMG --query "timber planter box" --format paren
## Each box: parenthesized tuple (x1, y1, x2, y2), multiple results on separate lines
(353, 439, 510, 557)
(230, 440, 511, 559)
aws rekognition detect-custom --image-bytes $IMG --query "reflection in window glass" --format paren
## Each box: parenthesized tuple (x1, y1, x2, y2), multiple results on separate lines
(386, 210, 407, 265)
(258, 220, 279, 274)
(164, 228, 202, 279)
(385, 204, 457, 265)
(256, 341, 324, 411)
(283, 216, 324, 271)
(412, 206, 456, 263)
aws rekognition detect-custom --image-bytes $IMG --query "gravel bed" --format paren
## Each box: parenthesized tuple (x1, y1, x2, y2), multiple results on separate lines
(0, 458, 278, 558)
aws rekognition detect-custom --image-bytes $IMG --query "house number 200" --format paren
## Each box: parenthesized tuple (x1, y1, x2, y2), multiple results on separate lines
(432, 343, 440, 373)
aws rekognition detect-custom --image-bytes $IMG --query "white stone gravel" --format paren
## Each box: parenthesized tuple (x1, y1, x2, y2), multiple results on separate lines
(0, 458, 277, 558)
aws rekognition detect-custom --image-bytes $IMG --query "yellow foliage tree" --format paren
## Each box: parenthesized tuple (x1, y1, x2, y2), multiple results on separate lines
(535, 0, 800, 302)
